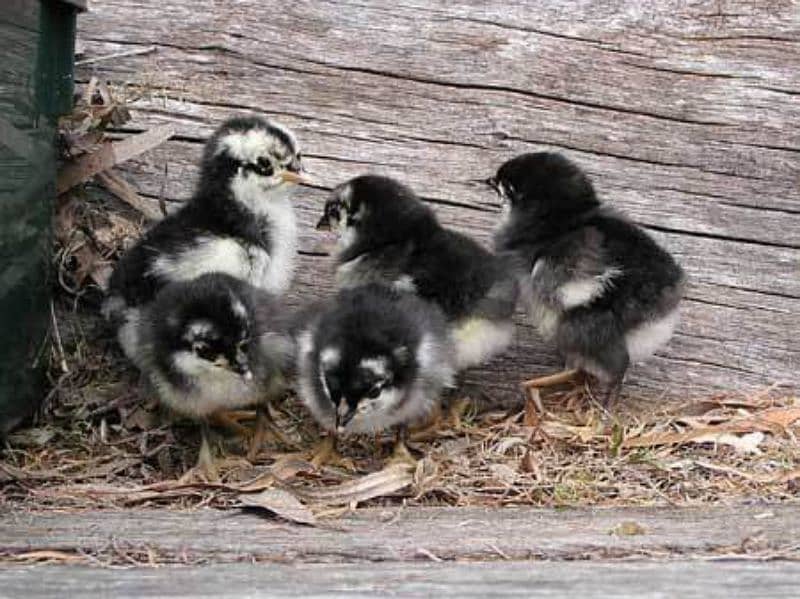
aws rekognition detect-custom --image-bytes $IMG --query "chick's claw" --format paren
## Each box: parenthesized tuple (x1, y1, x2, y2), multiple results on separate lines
(309, 436, 357, 472)
(386, 439, 418, 470)
(244, 403, 298, 462)
(179, 421, 220, 483)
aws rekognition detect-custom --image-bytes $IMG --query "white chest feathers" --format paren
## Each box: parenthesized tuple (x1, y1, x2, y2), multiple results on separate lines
(147, 199, 297, 295)
(151, 351, 258, 418)
(250, 196, 297, 294)
(149, 236, 250, 283)
(625, 308, 680, 363)
(452, 317, 515, 370)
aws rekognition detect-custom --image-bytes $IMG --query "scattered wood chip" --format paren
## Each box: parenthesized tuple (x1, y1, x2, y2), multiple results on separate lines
(239, 488, 317, 526)
(57, 124, 176, 194)
(609, 521, 647, 536)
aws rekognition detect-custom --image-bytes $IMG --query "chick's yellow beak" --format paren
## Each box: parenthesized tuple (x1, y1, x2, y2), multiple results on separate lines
(279, 170, 313, 186)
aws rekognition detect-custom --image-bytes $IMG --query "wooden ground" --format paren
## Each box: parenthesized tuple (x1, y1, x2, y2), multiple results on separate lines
(2, 506, 800, 596)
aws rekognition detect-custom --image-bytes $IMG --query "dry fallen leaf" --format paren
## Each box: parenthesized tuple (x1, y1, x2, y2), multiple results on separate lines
(238, 488, 317, 526)
(294, 464, 413, 507)
(540, 420, 600, 443)
(623, 406, 800, 449)
(691, 431, 765, 455)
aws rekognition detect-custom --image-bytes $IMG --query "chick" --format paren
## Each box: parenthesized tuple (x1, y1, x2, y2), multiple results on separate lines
(104, 116, 306, 455)
(488, 152, 686, 407)
(296, 284, 455, 466)
(104, 114, 307, 330)
(316, 175, 518, 372)
(127, 272, 294, 478)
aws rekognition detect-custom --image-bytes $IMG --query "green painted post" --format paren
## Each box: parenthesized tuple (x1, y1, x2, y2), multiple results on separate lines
(0, 0, 84, 438)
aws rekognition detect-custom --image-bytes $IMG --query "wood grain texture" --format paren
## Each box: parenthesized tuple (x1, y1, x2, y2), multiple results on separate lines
(75, 0, 800, 401)
(3, 505, 799, 562)
(2, 561, 800, 598)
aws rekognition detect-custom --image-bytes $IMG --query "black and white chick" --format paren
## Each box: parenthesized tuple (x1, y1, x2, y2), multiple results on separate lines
(104, 115, 307, 342)
(296, 284, 455, 466)
(316, 175, 518, 372)
(488, 152, 686, 406)
(127, 272, 294, 479)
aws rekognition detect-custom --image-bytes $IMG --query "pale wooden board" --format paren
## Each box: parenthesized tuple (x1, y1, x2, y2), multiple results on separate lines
(75, 0, 800, 401)
(3, 505, 799, 562)
(2, 561, 800, 598)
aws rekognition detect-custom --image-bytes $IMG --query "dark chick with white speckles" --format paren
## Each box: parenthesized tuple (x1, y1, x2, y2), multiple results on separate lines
(126, 273, 295, 480)
(296, 284, 455, 468)
(316, 175, 519, 374)
(488, 152, 685, 409)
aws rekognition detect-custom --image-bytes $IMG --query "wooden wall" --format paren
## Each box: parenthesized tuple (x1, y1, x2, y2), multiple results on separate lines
(77, 0, 799, 402)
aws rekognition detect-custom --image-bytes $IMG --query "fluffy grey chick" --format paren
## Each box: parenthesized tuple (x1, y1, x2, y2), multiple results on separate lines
(489, 152, 686, 406)
(129, 272, 294, 478)
(296, 284, 455, 465)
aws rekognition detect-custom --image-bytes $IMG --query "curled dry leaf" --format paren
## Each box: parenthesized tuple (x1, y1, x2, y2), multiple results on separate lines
(622, 406, 800, 449)
(238, 488, 317, 526)
(294, 464, 413, 507)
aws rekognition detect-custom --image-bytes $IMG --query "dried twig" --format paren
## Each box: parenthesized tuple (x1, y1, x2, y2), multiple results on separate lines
(57, 125, 176, 194)
(76, 46, 157, 67)
(49, 301, 69, 374)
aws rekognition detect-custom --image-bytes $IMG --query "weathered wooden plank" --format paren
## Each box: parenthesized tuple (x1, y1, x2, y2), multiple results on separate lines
(74, 0, 800, 399)
(2, 561, 800, 598)
(3, 505, 799, 562)
(81, 51, 800, 215)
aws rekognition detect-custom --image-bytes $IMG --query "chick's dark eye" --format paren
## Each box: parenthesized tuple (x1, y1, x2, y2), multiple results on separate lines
(194, 344, 216, 361)
(366, 384, 382, 399)
(253, 157, 274, 177)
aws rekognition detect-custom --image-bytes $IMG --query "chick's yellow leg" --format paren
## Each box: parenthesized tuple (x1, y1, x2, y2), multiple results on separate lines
(410, 398, 469, 442)
(521, 368, 584, 424)
(179, 420, 220, 483)
(247, 405, 294, 461)
(210, 411, 251, 437)
(522, 368, 582, 390)
(309, 435, 356, 471)
(386, 427, 418, 469)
